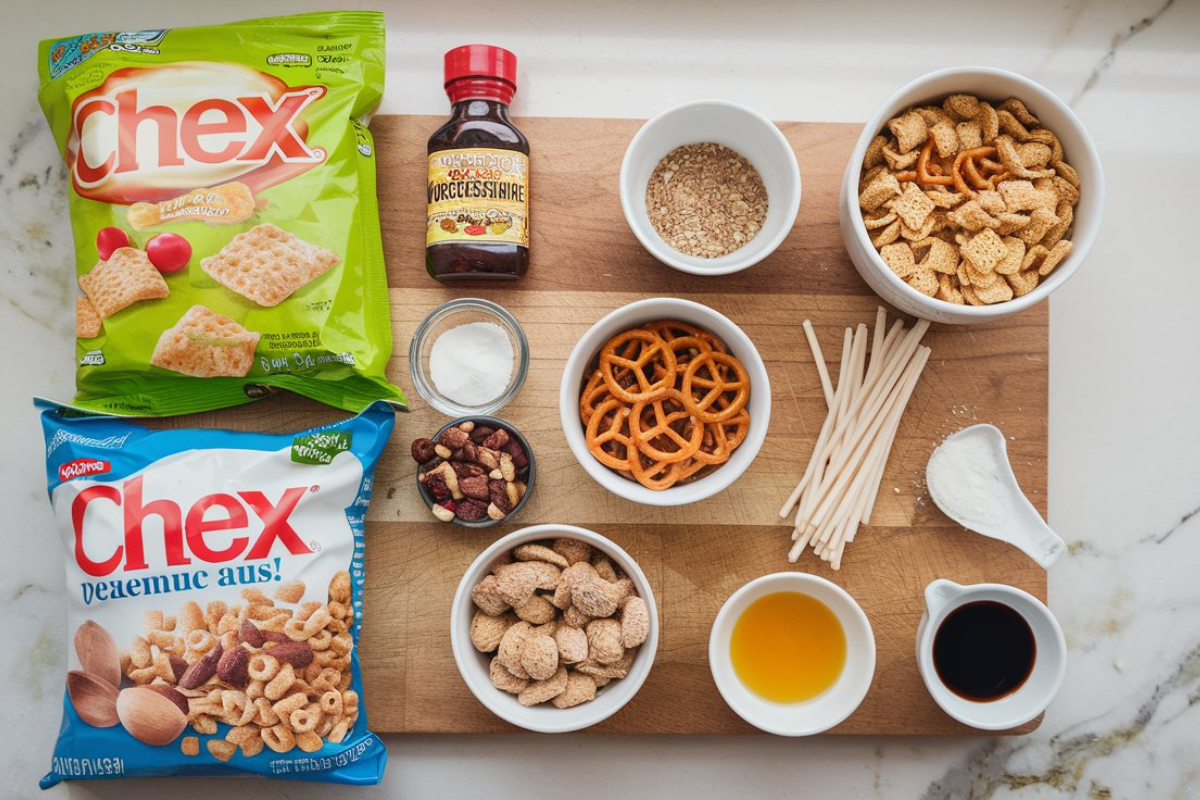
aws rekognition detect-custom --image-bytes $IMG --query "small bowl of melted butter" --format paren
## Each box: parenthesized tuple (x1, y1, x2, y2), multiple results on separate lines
(708, 572, 876, 736)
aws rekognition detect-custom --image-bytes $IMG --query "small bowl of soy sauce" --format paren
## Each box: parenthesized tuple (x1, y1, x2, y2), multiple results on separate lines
(917, 579, 1066, 731)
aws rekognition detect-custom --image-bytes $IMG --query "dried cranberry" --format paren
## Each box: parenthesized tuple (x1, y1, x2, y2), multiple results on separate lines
(424, 471, 451, 502)
(502, 438, 528, 468)
(456, 498, 488, 521)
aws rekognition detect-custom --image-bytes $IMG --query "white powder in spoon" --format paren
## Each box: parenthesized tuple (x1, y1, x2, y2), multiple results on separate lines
(926, 432, 1009, 529)
(429, 322, 514, 407)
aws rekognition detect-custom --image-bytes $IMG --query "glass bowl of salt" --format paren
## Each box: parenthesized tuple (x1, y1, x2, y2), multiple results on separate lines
(409, 298, 529, 418)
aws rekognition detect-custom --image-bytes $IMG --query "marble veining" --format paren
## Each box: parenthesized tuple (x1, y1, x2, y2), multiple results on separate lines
(1069, 0, 1177, 106)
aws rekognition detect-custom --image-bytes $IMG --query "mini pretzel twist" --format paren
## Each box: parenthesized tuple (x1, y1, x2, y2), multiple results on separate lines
(627, 449, 685, 491)
(691, 408, 751, 465)
(628, 389, 704, 464)
(585, 398, 634, 471)
(599, 329, 676, 402)
(579, 370, 612, 424)
(681, 351, 750, 423)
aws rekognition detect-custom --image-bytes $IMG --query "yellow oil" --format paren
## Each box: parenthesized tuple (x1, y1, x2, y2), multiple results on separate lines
(730, 591, 846, 703)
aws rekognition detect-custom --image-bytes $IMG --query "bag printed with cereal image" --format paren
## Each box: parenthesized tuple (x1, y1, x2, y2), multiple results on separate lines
(37, 400, 394, 787)
(36, 11, 405, 416)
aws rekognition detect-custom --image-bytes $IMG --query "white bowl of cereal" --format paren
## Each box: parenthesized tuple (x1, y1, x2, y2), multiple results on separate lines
(841, 67, 1104, 323)
(620, 100, 801, 276)
(560, 297, 770, 506)
(450, 525, 658, 733)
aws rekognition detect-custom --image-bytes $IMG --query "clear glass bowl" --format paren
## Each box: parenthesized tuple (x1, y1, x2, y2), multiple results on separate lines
(408, 298, 529, 417)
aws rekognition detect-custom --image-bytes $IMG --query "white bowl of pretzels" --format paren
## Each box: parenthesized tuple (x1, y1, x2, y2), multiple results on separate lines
(560, 297, 770, 507)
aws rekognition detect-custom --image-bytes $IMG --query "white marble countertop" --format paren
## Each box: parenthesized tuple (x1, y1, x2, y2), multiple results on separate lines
(3, 0, 1198, 797)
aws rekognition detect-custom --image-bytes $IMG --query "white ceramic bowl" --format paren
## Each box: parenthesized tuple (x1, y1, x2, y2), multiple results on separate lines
(917, 579, 1066, 731)
(710, 573, 873, 734)
(559, 297, 770, 507)
(709, 572, 876, 736)
(620, 100, 801, 276)
(450, 524, 659, 733)
(840, 66, 1104, 323)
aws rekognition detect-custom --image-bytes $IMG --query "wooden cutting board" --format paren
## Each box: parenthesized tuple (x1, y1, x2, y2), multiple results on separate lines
(182, 115, 1048, 735)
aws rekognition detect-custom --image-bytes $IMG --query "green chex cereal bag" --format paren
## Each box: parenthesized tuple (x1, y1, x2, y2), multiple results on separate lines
(37, 11, 405, 415)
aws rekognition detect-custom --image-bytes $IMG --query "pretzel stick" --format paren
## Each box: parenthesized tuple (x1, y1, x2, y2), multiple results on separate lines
(831, 371, 923, 571)
(861, 389, 906, 524)
(805, 345, 929, 533)
(872, 320, 905, 383)
(865, 307, 886, 386)
(860, 326, 926, 520)
(780, 328, 851, 519)
(783, 311, 931, 566)
(824, 347, 929, 565)
(794, 327, 872, 536)
(816, 365, 920, 569)
(822, 319, 929, 483)
(841, 319, 904, 434)
(793, 328, 857, 532)
(828, 325, 868, 457)
(803, 320, 834, 411)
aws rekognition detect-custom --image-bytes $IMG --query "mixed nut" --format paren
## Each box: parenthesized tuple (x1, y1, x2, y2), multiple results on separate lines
(64, 575, 360, 759)
(413, 419, 531, 523)
(470, 538, 650, 708)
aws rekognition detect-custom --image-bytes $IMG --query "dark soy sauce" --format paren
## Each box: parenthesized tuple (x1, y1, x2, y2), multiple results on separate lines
(933, 601, 1035, 701)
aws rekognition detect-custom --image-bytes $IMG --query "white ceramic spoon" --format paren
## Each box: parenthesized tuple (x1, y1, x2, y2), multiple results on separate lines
(925, 423, 1065, 568)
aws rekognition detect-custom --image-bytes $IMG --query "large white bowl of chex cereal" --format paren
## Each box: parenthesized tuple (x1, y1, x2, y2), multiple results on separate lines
(841, 67, 1103, 323)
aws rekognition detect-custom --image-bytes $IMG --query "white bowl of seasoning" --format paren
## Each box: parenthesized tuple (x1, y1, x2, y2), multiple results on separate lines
(409, 298, 529, 417)
(709, 572, 875, 736)
(620, 100, 801, 276)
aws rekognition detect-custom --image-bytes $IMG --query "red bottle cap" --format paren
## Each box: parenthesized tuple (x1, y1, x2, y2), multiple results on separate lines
(444, 44, 517, 104)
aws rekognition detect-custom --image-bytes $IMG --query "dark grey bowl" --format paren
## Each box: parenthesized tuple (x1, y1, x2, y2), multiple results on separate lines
(414, 416, 535, 528)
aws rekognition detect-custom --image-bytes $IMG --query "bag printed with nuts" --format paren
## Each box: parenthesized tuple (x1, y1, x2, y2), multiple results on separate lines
(37, 401, 394, 788)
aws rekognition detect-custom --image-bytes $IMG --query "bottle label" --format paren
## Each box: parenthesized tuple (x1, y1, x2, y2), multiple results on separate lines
(426, 148, 529, 247)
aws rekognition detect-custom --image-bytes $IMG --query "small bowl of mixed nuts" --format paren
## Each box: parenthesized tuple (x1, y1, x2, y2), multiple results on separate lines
(450, 524, 659, 733)
(412, 417, 534, 526)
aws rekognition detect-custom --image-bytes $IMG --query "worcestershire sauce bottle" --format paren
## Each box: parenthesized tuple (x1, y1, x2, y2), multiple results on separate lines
(426, 45, 529, 281)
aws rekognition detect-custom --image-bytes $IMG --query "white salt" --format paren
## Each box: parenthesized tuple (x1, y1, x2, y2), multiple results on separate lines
(429, 322, 514, 407)
(926, 432, 1008, 529)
